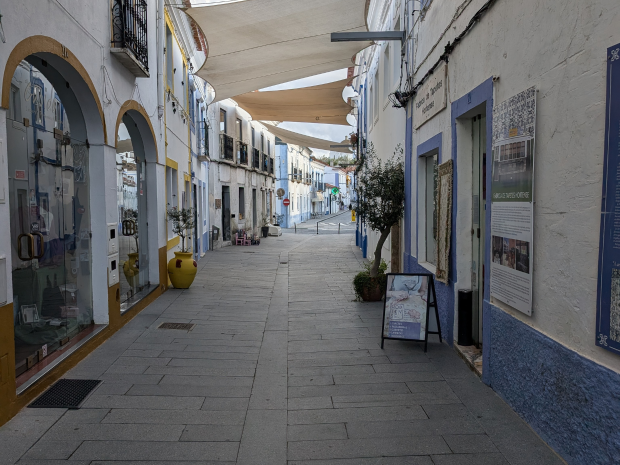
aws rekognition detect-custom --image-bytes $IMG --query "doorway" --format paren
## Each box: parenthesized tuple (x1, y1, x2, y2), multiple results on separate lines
(222, 186, 231, 241)
(252, 188, 257, 231)
(7, 60, 93, 379)
(471, 115, 487, 347)
(116, 118, 151, 307)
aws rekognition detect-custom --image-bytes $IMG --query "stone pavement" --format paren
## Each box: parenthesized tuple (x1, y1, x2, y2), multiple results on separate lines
(0, 232, 564, 464)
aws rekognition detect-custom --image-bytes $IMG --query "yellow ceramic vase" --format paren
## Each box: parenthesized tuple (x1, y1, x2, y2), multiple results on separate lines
(123, 252, 140, 288)
(167, 252, 198, 289)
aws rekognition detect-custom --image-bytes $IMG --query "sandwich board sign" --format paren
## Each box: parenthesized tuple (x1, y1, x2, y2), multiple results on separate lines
(381, 273, 442, 352)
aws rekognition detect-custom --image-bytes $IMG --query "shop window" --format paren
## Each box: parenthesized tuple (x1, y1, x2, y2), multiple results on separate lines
(424, 153, 438, 265)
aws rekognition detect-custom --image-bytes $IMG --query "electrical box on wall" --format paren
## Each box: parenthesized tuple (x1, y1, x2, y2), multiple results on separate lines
(108, 254, 119, 286)
(108, 223, 118, 256)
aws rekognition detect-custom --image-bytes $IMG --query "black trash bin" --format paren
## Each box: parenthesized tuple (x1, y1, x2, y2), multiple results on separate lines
(457, 289, 474, 346)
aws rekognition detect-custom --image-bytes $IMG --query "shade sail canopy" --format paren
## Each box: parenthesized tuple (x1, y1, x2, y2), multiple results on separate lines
(263, 123, 352, 154)
(233, 78, 355, 126)
(186, 0, 371, 102)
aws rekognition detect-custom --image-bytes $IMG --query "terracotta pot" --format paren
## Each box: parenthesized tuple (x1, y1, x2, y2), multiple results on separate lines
(167, 252, 198, 289)
(360, 279, 384, 302)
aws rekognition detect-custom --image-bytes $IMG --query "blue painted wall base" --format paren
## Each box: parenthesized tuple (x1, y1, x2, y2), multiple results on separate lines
(486, 302, 620, 465)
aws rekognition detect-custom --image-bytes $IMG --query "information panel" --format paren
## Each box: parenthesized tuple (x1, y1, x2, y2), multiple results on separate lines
(490, 87, 537, 316)
(596, 43, 620, 355)
(381, 274, 441, 352)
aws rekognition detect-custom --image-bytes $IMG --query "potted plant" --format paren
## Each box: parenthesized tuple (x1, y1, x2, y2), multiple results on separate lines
(354, 260, 388, 301)
(166, 206, 197, 289)
(260, 214, 270, 238)
(354, 143, 405, 301)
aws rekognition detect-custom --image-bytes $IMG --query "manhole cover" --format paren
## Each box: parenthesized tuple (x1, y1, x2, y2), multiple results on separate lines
(29, 379, 101, 409)
(158, 322, 195, 331)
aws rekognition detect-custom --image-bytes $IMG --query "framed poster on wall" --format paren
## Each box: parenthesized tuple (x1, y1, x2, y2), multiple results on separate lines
(381, 273, 441, 352)
(490, 87, 537, 316)
(596, 42, 620, 355)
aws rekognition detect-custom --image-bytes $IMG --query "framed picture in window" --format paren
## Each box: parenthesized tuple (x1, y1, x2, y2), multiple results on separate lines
(21, 304, 39, 324)
(381, 273, 441, 352)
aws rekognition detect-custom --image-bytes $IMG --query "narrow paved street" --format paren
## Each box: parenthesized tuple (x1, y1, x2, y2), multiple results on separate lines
(0, 233, 562, 464)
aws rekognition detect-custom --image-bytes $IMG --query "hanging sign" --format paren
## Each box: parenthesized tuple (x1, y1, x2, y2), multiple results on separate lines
(490, 87, 537, 316)
(596, 43, 620, 355)
(413, 62, 447, 129)
(381, 273, 442, 352)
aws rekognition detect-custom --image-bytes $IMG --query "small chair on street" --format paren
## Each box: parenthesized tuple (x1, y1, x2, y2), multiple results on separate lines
(235, 232, 244, 246)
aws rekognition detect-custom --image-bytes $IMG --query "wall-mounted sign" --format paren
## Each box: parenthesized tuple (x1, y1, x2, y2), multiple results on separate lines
(413, 62, 447, 129)
(596, 42, 620, 355)
(283, 198, 290, 207)
(331, 187, 340, 195)
(215, 199, 222, 209)
(381, 273, 441, 352)
(15, 170, 26, 179)
(490, 87, 537, 316)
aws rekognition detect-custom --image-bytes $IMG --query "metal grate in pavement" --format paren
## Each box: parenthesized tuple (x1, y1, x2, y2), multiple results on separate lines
(28, 379, 101, 409)
(158, 322, 195, 331)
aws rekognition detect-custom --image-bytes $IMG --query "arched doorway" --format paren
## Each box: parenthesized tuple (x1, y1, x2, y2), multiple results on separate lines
(5, 47, 104, 382)
(115, 105, 158, 308)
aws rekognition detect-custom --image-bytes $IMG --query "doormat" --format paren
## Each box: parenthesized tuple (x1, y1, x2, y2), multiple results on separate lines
(158, 322, 195, 331)
(28, 379, 101, 409)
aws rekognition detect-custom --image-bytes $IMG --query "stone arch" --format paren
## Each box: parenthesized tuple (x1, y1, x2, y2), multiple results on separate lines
(114, 100, 159, 163)
(2, 35, 106, 144)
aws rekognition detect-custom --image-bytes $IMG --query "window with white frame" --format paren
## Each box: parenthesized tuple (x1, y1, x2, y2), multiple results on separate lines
(369, 84, 374, 127)
(424, 153, 438, 265)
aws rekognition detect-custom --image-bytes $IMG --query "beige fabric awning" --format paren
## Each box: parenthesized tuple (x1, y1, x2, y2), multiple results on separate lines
(233, 78, 354, 126)
(263, 123, 352, 154)
(185, 0, 371, 102)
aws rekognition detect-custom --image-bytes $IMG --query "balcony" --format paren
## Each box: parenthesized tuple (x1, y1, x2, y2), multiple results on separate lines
(220, 133, 235, 161)
(252, 148, 261, 169)
(262, 153, 269, 173)
(237, 141, 249, 165)
(269, 158, 274, 175)
(111, 0, 149, 77)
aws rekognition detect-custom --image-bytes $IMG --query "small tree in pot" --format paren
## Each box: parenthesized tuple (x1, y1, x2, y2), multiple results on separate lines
(166, 206, 198, 289)
(354, 143, 405, 300)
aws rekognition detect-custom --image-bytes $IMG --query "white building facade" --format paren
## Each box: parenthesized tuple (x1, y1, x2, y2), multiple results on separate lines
(355, 0, 620, 463)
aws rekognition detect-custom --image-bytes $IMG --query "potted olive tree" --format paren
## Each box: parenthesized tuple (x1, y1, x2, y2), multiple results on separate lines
(260, 214, 270, 238)
(166, 206, 197, 289)
(354, 143, 405, 301)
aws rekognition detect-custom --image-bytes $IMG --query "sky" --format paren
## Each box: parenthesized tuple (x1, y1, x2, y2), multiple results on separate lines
(260, 69, 359, 158)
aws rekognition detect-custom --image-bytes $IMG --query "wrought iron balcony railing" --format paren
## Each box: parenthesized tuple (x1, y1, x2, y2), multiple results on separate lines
(220, 133, 234, 161)
(269, 158, 274, 175)
(262, 153, 269, 172)
(252, 148, 261, 169)
(237, 141, 248, 165)
(111, 0, 149, 77)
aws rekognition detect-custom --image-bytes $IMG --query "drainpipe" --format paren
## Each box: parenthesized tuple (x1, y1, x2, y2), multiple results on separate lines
(157, 0, 165, 122)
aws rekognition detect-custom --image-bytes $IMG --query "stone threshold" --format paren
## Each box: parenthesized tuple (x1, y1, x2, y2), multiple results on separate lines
(454, 342, 483, 377)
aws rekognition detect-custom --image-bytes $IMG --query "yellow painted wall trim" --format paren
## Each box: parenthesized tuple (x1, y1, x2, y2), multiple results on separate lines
(184, 173, 191, 182)
(166, 157, 178, 170)
(2, 35, 107, 144)
(167, 236, 180, 250)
